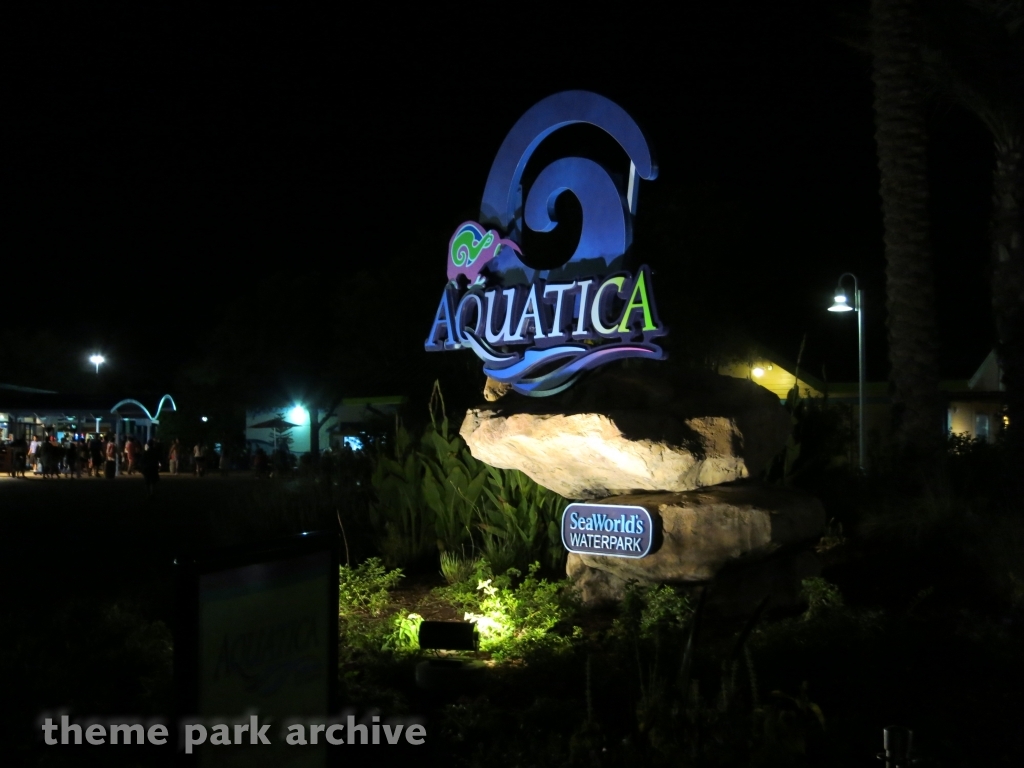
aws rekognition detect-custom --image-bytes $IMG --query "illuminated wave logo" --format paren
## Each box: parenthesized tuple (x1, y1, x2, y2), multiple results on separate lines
(427, 91, 667, 397)
(448, 222, 522, 285)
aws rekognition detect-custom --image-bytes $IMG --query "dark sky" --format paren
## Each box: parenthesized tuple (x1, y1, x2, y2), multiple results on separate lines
(7, 2, 996, 394)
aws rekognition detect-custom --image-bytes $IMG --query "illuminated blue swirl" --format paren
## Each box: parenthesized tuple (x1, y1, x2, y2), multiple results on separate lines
(479, 90, 657, 280)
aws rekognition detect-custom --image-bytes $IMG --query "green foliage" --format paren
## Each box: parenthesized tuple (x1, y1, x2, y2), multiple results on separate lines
(369, 421, 435, 568)
(615, 583, 833, 765)
(800, 577, 844, 620)
(383, 612, 423, 653)
(772, 390, 856, 485)
(370, 381, 570, 571)
(440, 550, 479, 585)
(421, 383, 488, 553)
(617, 581, 694, 640)
(443, 561, 581, 661)
(336, 559, 407, 662)
(479, 465, 567, 572)
(639, 585, 693, 638)
(338, 557, 403, 618)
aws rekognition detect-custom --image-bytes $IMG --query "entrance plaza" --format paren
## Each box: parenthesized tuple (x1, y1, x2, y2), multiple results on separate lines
(0, 391, 179, 478)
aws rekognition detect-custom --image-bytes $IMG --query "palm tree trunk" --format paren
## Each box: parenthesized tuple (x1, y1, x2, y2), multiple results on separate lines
(990, 134, 1024, 441)
(871, 0, 943, 452)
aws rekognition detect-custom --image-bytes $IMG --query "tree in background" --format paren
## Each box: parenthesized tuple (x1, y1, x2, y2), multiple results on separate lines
(919, 0, 1024, 443)
(870, 0, 944, 453)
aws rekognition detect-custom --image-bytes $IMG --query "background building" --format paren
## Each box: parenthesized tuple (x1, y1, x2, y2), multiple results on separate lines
(245, 395, 406, 455)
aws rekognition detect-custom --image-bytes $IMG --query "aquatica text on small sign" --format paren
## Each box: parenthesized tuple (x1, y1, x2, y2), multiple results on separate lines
(561, 503, 654, 559)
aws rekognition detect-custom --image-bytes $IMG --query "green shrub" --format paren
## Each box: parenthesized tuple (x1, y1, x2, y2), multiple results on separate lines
(420, 384, 488, 553)
(383, 612, 423, 653)
(370, 382, 570, 572)
(800, 577, 844, 620)
(617, 581, 694, 641)
(478, 465, 567, 572)
(442, 561, 581, 661)
(369, 421, 435, 569)
(338, 557, 403, 617)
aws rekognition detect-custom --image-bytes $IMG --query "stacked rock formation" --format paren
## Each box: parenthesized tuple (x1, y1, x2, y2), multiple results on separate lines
(461, 366, 825, 613)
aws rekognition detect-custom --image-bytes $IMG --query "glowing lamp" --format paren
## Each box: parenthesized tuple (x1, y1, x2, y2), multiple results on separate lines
(752, 367, 765, 378)
(89, 354, 105, 373)
(828, 293, 852, 312)
(288, 405, 309, 425)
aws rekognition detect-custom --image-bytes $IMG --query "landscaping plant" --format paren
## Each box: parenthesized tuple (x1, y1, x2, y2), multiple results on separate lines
(371, 381, 570, 573)
(439, 560, 581, 661)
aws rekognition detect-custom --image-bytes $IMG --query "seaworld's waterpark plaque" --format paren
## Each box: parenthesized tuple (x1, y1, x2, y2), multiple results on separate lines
(561, 503, 654, 558)
(425, 91, 667, 396)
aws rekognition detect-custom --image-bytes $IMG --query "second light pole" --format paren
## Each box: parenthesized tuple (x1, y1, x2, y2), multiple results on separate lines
(828, 273, 865, 471)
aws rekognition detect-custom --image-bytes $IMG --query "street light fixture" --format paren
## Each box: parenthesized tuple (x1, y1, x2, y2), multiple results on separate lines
(89, 354, 105, 374)
(827, 273, 865, 471)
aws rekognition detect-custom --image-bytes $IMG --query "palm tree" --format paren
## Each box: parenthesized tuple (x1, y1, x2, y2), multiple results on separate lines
(870, 0, 944, 452)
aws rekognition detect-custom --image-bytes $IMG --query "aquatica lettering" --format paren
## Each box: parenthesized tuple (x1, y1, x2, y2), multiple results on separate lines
(424, 91, 667, 397)
(561, 504, 654, 559)
(425, 270, 661, 352)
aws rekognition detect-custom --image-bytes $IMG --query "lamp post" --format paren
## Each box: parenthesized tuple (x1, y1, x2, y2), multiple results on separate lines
(828, 273, 865, 471)
(89, 354, 105, 374)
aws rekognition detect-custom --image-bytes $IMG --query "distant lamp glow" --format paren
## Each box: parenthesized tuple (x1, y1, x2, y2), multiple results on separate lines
(288, 405, 309, 425)
(828, 292, 852, 312)
(201, 416, 209, 423)
(752, 366, 765, 378)
(89, 354, 105, 373)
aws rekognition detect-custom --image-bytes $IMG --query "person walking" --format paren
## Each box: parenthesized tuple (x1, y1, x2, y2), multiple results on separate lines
(104, 436, 117, 478)
(168, 439, 180, 475)
(28, 435, 40, 474)
(125, 437, 139, 475)
(194, 442, 205, 477)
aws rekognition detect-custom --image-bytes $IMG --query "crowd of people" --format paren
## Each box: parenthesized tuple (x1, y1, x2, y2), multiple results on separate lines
(1, 434, 305, 483)
(0, 434, 232, 487)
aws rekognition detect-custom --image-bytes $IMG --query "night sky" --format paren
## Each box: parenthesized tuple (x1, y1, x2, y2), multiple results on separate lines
(7, 2, 995, 397)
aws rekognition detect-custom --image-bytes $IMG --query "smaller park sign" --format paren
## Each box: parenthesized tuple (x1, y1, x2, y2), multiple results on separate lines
(561, 503, 653, 559)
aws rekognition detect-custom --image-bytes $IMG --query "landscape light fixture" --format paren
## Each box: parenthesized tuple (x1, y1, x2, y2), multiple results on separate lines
(826, 273, 865, 471)
(415, 620, 483, 692)
(752, 366, 765, 378)
(89, 354, 105, 374)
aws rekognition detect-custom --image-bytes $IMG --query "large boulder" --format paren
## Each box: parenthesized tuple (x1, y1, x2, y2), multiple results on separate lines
(565, 483, 825, 607)
(460, 366, 791, 499)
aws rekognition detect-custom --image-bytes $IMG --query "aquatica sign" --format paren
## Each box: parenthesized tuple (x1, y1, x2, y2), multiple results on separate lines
(425, 91, 667, 397)
(561, 503, 654, 559)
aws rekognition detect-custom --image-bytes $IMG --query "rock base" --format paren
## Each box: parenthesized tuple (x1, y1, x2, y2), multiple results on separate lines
(566, 483, 825, 615)
(461, 367, 792, 499)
